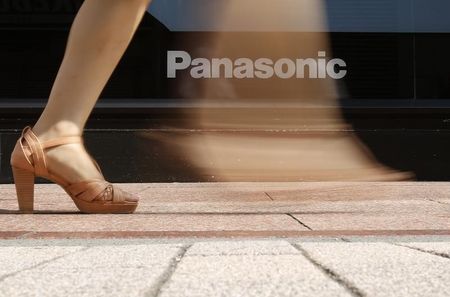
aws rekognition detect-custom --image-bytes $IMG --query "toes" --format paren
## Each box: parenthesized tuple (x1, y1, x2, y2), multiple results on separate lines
(126, 194, 140, 203)
(122, 190, 140, 203)
(90, 183, 140, 204)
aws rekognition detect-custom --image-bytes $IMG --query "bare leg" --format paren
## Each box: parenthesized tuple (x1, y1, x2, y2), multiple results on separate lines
(32, 0, 151, 183)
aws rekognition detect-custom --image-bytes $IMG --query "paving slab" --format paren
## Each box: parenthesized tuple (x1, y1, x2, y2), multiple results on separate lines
(160, 255, 351, 297)
(400, 242, 450, 258)
(266, 182, 450, 201)
(0, 182, 449, 238)
(298, 242, 450, 297)
(434, 199, 450, 205)
(0, 244, 182, 297)
(134, 199, 447, 214)
(0, 246, 83, 277)
(292, 211, 450, 231)
(0, 239, 449, 297)
(340, 235, 450, 243)
(0, 213, 306, 233)
(2, 199, 446, 215)
(138, 186, 269, 202)
(185, 240, 298, 256)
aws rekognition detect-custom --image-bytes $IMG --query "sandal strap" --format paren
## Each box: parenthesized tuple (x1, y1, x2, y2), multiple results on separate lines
(66, 180, 111, 202)
(41, 136, 83, 149)
(66, 180, 125, 203)
(19, 126, 83, 176)
(18, 126, 114, 201)
(21, 126, 48, 176)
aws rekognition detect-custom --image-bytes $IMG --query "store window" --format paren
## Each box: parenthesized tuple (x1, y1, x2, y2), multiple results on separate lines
(1, 0, 450, 111)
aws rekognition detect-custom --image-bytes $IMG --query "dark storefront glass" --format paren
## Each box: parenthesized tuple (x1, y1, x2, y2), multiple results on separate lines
(2, 0, 450, 182)
(1, 0, 450, 109)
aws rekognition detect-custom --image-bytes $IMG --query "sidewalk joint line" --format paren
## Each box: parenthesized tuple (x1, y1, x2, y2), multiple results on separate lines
(292, 243, 366, 297)
(264, 192, 274, 201)
(137, 185, 154, 194)
(16, 232, 35, 240)
(392, 243, 450, 260)
(148, 244, 192, 297)
(286, 214, 313, 230)
(426, 198, 449, 206)
(0, 246, 91, 284)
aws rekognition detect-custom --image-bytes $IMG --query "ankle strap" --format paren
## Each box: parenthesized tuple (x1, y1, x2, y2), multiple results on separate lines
(19, 126, 83, 176)
(21, 126, 47, 176)
(41, 136, 83, 149)
(21, 126, 82, 149)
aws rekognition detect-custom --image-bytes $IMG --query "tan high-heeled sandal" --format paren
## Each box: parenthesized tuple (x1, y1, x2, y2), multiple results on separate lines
(10, 126, 139, 214)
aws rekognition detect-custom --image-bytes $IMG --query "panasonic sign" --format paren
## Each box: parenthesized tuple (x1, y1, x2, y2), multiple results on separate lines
(167, 50, 347, 80)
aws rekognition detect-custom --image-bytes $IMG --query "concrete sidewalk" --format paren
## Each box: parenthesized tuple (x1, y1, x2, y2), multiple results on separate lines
(0, 237, 449, 297)
(1, 182, 449, 296)
(0, 182, 449, 239)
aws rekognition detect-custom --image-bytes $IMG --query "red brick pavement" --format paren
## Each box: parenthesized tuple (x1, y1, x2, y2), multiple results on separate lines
(0, 182, 449, 239)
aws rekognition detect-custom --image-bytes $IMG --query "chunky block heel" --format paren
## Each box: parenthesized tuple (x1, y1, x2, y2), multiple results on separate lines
(12, 166, 35, 213)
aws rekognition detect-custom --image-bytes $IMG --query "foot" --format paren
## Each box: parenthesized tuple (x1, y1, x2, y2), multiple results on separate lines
(43, 142, 105, 184)
(39, 141, 140, 203)
(31, 124, 105, 184)
(11, 125, 140, 211)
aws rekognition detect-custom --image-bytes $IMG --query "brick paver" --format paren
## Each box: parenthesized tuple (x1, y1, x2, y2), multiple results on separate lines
(0, 182, 449, 238)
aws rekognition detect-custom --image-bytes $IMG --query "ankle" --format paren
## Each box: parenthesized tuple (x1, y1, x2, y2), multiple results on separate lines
(32, 121, 83, 141)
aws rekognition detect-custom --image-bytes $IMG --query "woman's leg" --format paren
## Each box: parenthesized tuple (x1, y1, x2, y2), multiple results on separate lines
(31, 0, 151, 183)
